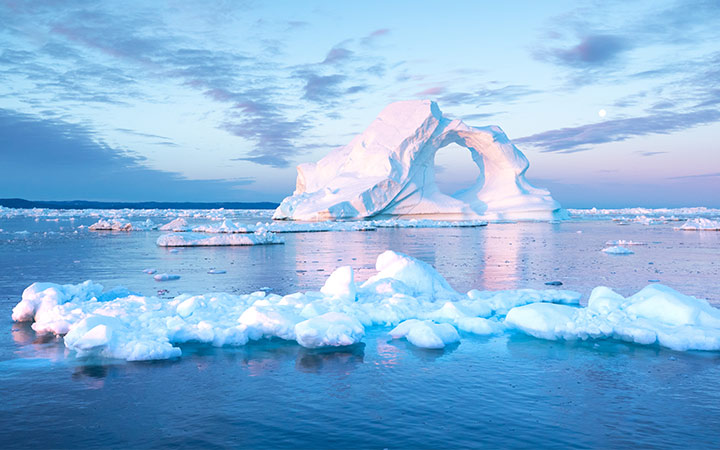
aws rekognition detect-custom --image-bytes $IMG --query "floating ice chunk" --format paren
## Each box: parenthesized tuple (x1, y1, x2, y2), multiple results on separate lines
(675, 218, 720, 231)
(12, 281, 103, 325)
(464, 288, 580, 317)
(19, 250, 718, 361)
(505, 303, 579, 341)
(64, 315, 181, 361)
(320, 266, 357, 301)
(143, 268, 157, 274)
(389, 319, 460, 349)
(192, 219, 253, 233)
(159, 217, 190, 231)
(207, 269, 226, 274)
(605, 240, 646, 246)
(363, 250, 458, 301)
(505, 284, 720, 351)
(295, 312, 365, 348)
(602, 246, 634, 255)
(154, 274, 180, 281)
(156, 230, 283, 247)
(89, 218, 156, 231)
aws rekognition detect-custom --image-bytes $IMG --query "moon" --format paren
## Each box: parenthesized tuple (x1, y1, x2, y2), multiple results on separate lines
(598, 109, 607, 118)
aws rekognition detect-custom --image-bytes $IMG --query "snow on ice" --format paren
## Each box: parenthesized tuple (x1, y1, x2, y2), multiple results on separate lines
(602, 246, 634, 255)
(675, 218, 720, 231)
(156, 230, 284, 247)
(14, 250, 720, 361)
(274, 100, 565, 221)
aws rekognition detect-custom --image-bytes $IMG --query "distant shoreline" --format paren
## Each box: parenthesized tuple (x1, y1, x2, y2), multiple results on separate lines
(0, 198, 279, 210)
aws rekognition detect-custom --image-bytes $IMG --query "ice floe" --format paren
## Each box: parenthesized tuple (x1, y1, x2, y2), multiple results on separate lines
(154, 274, 180, 281)
(156, 231, 284, 247)
(506, 284, 720, 351)
(389, 319, 460, 349)
(12, 251, 720, 361)
(674, 218, 720, 231)
(602, 246, 634, 255)
(89, 218, 157, 231)
(605, 240, 646, 246)
(159, 218, 190, 231)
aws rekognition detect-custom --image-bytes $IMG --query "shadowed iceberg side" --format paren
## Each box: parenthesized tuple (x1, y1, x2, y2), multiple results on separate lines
(274, 100, 565, 221)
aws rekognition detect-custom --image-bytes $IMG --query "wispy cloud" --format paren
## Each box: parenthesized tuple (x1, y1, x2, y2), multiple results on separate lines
(516, 109, 720, 153)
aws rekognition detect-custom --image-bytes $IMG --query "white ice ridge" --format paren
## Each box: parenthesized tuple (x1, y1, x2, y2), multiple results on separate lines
(674, 218, 720, 231)
(12, 251, 720, 361)
(156, 230, 284, 247)
(173, 218, 488, 234)
(89, 218, 157, 231)
(505, 285, 720, 351)
(274, 100, 565, 222)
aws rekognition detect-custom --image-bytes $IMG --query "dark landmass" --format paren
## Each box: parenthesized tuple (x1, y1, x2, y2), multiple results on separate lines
(0, 198, 279, 210)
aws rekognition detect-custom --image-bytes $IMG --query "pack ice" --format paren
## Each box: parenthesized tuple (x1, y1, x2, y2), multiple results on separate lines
(274, 100, 564, 221)
(12, 251, 720, 361)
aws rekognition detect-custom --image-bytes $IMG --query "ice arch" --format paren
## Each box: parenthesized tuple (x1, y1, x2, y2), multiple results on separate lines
(432, 143, 483, 198)
(274, 100, 564, 221)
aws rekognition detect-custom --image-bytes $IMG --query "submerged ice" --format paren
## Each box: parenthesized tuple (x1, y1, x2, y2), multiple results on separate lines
(12, 251, 720, 361)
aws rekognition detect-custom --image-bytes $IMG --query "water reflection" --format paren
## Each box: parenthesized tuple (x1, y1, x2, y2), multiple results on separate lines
(296, 344, 365, 374)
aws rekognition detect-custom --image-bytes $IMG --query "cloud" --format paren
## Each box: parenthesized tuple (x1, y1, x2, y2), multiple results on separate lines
(439, 85, 537, 107)
(297, 71, 347, 103)
(669, 172, 720, 180)
(415, 86, 446, 97)
(0, 109, 252, 201)
(361, 28, 390, 45)
(516, 109, 720, 153)
(323, 47, 354, 64)
(545, 34, 630, 67)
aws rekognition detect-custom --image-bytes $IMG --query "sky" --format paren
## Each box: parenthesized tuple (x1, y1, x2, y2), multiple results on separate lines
(0, 0, 719, 208)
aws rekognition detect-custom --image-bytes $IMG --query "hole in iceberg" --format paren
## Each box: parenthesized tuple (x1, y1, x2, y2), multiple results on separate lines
(432, 142, 484, 198)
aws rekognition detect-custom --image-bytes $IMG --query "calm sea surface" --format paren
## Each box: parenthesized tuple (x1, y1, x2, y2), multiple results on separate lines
(1, 214, 719, 449)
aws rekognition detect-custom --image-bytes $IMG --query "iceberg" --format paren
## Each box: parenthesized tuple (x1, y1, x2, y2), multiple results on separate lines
(274, 100, 564, 221)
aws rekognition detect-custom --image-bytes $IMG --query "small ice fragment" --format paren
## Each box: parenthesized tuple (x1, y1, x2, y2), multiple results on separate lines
(389, 320, 460, 349)
(154, 274, 180, 281)
(207, 269, 226, 274)
(143, 268, 157, 274)
(602, 246, 634, 255)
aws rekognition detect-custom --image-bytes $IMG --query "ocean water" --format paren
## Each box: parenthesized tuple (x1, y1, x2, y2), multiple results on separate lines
(1, 213, 719, 449)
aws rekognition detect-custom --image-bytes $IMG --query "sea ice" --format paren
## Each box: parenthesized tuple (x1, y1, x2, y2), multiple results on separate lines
(156, 231, 283, 247)
(605, 240, 646, 246)
(602, 246, 634, 255)
(389, 319, 460, 349)
(89, 218, 157, 231)
(674, 218, 720, 231)
(154, 274, 180, 281)
(295, 312, 365, 348)
(505, 284, 720, 351)
(159, 217, 190, 231)
(12, 251, 720, 361)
